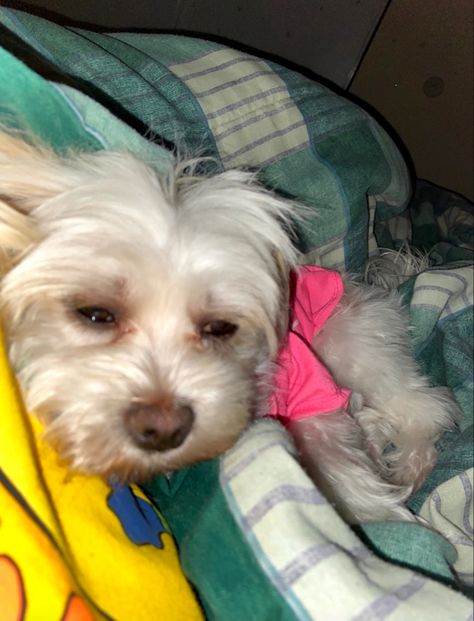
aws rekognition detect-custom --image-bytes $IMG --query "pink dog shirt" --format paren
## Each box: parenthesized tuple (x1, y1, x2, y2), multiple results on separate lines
(267, 266, 351, 425)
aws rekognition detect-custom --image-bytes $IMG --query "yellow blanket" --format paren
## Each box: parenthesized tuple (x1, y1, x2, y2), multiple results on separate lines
(0, 329, 203, 620)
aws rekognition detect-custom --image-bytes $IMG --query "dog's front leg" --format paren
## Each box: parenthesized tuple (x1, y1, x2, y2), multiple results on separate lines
(287, 410, 416, 524)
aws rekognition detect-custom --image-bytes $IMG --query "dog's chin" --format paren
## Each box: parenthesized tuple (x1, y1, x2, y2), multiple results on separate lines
(43, 407, 252, 483)
(97, 439, 240, 484)
(55, 437, 244, 484)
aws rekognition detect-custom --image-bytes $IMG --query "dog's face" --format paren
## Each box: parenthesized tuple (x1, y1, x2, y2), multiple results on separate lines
(0, 132, 296, 480)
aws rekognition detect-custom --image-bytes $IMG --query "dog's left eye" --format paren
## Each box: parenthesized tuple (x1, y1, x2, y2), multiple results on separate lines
(200, 320, 238, 339)
(76, 306, 116, 325)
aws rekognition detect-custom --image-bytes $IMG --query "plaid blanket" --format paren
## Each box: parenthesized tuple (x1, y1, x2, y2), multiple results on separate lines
(0, 6, 410, 275)
(0, 8, 472, 620)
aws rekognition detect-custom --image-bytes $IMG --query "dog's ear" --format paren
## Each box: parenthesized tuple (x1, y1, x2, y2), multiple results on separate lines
(0, 130, 79, 273)
(0, 130, 79, 212)
(272, 248, 291, 342)
(0, 197, 40, 274)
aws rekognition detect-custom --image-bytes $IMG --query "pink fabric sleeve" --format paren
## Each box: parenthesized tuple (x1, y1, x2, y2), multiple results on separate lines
(268, 332, 351, 424)
(266, 266, 351, 424)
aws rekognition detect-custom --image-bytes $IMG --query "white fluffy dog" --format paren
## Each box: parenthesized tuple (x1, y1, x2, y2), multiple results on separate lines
(0, 130, 459, 523)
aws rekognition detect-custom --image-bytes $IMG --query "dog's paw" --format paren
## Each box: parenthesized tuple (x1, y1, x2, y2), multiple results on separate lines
(385, 440, 438, 490)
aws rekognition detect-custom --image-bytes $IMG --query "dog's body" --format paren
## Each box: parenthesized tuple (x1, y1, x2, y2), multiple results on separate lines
(0, 131, 459, 523)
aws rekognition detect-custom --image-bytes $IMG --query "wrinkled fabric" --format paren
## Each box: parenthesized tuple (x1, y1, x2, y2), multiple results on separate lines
(268, 266, 351, 424)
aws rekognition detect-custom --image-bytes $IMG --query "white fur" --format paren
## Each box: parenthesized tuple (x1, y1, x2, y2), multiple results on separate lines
(0, 130, 459, 522)
(364, 242, 432, 289)
(295, 279, 459, 522)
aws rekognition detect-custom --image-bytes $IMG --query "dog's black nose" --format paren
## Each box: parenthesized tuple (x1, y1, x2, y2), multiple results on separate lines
(125, 402, 194, 452)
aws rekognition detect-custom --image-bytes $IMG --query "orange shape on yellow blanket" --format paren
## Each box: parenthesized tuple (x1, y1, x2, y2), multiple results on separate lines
(62, 594, 94, 621)
(0, 555, 25, 621)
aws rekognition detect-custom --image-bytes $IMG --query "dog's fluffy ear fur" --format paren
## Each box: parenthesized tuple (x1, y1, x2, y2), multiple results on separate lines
(272, 248, 291, 341)
(0, 130, 74, 272)
(0, 197, 39, 273)
(0, 130, 79, 210)
(0, 131, 111, 272)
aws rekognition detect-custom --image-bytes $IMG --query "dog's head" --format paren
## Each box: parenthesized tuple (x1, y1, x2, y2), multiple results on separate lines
(0, 131, 297, 480)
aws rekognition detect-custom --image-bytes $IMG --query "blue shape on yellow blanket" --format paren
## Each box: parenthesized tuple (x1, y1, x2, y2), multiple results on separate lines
(107, 484, 166, 548)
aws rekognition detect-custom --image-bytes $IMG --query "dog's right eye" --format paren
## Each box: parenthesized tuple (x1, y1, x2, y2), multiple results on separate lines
(200, 320, 238, 339)
(76, 306, 116, 325)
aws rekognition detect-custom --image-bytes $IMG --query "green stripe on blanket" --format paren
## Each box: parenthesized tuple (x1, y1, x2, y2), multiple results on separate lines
(420, 469, 474, 588)
(0, 47, 101, 151)
(376, 180, 474, 265)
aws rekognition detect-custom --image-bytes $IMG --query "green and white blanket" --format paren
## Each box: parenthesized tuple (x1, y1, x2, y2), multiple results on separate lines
(0, 8, 472, 620)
